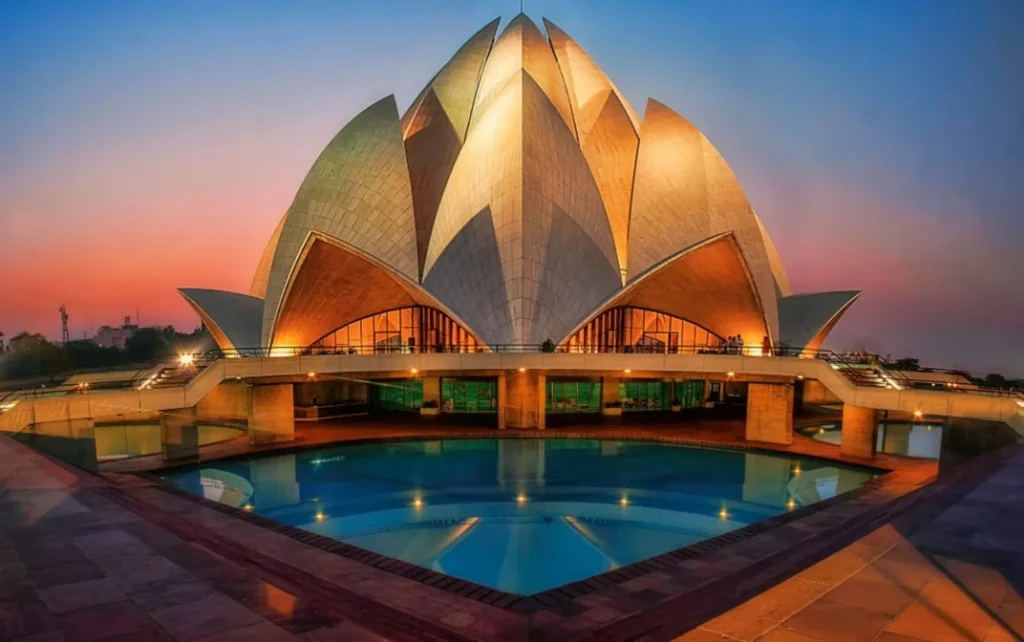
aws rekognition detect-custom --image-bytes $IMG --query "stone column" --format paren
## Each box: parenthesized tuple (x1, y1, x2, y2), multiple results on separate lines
(841, 405, 878, 459)
(746, 383, 794, 445)
(601, 377, 620, 407)
(196, 382, 249, 423)
(497, 373, 507, 430)
(422, 377, 441, 407)
(505, 370, 545, 430)
(248, 384, 295, 445)
(161, 408, 199, 461)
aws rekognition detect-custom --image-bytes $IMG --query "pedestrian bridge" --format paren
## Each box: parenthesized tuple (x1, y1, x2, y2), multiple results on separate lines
(2, 352, 1021, 438)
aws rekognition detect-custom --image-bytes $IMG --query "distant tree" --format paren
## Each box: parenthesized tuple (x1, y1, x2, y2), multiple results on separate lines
(891, 357, 921, 371)
(63, 340, 124, 370)
(0, 331, 5, 352)
(0, 333, 63, 380)
(983, 373, 1009, 389)
(124, 328, 174, 363)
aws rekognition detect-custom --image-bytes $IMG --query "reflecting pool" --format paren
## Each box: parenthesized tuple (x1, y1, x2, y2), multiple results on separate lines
(161, 439, 878, 595)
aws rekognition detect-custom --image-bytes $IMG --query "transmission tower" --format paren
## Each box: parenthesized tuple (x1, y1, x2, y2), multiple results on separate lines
(59, 305, 70, 346)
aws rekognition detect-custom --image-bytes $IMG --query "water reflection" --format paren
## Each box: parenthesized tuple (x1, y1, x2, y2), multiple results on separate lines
(163, 439, 876, 595)
(800, 422, 942, 459)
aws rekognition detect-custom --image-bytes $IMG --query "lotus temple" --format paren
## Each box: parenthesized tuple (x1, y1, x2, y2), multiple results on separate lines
(1, 14, 1023, 642)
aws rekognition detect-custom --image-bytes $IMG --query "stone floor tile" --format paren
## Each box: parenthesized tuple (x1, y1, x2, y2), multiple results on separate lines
(857, 559, 937, 594)
(0, 581, 41, 603)
(103, 556, 187, 591)
(756, 627, 834, 642)
(823, 575, 918, 616)
(887, 600, 993, 642)
(701, 578, 832, 642)
(29, 562, 105, 590)
(101, 630, 174, 642)
(70, 531, 145, 560)
(783, 598, 894, 642)
(982, 624, 1017, 642)
(10, 631, 68, 642)
(303, 620, 388, 642)
(671, 627, 740, 642)
(993, 602, 1024, 636)
(0, 600, 59, 639)
(36, 578, 126, 614)
(147, 592, 264, 641)
(873, 633, 932, 642)
(56, 600, 158, 642)
(193, 621, 298, 641)
(931, 557, 1013, 610)
(19, 542, 90, 571)
(797, 542, 890, 586)
(126, 577, 216, 613)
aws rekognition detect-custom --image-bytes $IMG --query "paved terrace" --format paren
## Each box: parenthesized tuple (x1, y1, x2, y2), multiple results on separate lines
(2, 419, 1020, 641)
(2, 353, 1022, 436)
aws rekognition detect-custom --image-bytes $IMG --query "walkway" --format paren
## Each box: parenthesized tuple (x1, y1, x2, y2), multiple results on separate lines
(677, 445, 1024, 642)
(0, 436, 384, 641)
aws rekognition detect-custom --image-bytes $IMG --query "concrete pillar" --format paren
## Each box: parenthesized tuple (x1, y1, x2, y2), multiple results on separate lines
(746, 383, 794, 445)
(161, 408, 199, 461)
(249, 384, 295, 445)
(841, 405, 878, 458)
(497, 374, 507, 430)
(197, 382, 249, 422)
(601, 377, 620, 407)
(422, 377, 441, 407)
(504, 370, 545, 429)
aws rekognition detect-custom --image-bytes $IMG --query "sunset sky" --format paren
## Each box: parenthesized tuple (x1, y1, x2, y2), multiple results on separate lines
(1, 0, 1021, 376)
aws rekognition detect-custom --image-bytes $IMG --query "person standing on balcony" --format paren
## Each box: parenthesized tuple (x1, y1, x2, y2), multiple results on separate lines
(762, 335, 771, 357)
(737, 336, 745, 355)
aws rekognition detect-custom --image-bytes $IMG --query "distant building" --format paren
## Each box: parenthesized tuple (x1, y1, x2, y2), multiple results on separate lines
(94, 317, 137, 349)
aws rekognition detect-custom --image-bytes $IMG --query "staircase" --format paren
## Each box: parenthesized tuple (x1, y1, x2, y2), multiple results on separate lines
(821, 354, 907, 390)
(137, 366, 195, 389)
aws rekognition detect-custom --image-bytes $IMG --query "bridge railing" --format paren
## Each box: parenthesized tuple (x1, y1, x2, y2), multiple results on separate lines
(1, 344, 1020, 403)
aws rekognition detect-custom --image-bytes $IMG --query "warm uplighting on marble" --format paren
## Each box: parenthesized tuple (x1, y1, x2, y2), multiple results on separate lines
(624, 369, 631, 374)
(410, 368, 419, 374)
(518, 367, 527, 372)
(307, 372, 316, 379)
(793, 465, 802, 476)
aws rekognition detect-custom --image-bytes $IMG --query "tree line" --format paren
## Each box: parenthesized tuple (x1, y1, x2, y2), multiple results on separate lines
(0, 327, 212, 383)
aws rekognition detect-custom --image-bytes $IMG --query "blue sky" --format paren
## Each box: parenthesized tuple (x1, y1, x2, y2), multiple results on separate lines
(1, 0, 1021, 375)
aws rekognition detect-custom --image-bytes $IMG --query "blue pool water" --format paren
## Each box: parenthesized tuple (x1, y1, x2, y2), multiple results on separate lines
(161, 439, 878, 595)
